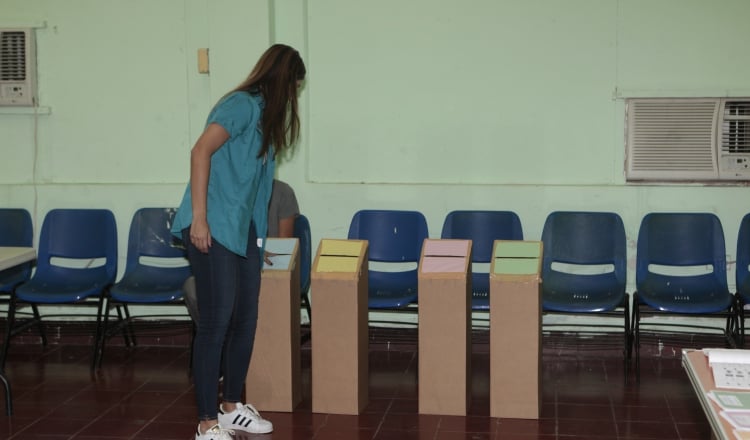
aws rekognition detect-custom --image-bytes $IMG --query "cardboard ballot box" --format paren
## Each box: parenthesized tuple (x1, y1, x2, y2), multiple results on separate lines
(311, 239, 369, 415)
(245, 238, 302, 412)
(489, 240, 543, 420)
(418, 239, 472, 416)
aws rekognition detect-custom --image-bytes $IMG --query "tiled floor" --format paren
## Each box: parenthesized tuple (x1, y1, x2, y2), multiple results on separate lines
(0, 324, 716, 440)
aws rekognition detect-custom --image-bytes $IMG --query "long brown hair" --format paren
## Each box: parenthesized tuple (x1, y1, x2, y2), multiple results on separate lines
(232, 44, 306, 158)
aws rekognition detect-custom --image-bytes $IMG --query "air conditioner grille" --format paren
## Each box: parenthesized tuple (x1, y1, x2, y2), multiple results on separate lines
(722, 101, 750, 154)
(629, 101, 717, 172)
(0, 31, 27, 81)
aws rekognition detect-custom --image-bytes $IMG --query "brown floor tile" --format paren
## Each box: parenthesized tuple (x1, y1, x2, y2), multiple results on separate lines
(0, 326, 715, 440)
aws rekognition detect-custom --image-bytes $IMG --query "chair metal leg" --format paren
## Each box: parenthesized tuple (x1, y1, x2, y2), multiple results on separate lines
(302, 293, 312, 325)
(632, 294, 641, 384)
(92, 295, 109, 371)
(737, 296, 745, 348)
(114, 305, 134, 347)
(1, 297, 17, 371)
(623, 299, 631, 385)
(625, 299, 632, 360)
(122, 305, 136, 347)
(31, 305, 47, 346)
(0, 371, 11, 416)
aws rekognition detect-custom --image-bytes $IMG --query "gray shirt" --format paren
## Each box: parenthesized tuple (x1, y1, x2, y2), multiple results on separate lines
(267, 179, 300, 237)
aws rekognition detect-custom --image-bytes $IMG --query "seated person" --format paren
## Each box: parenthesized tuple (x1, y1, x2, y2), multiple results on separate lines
(267, 179, 300, 238)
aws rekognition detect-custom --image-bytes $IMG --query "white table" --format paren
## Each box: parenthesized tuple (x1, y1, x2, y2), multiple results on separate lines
(0, 247, 36, 271)
(0, 246, 36, 416)
(682, 349, 732, 440)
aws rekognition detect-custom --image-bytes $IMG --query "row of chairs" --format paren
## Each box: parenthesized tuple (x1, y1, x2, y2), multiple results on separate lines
(347, 209, 747, 379)
(0, 208, 190, 371)
(0, 207, 314, 371)
(1, 206, 745, 379)
(0, 207, 313, 371)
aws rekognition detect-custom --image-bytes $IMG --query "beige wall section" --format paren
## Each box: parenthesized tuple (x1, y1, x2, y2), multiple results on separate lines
(306, 0, 618, 185)
(0, 0, 749, 306)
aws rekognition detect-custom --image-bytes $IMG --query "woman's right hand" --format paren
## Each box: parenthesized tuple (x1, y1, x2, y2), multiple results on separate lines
(190, 219, 212, 253)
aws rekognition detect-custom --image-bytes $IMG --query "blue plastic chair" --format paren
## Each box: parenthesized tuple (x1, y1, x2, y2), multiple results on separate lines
(347, 210, 428, 310)
(95, 208, 191, 367)
(7, 209, 118, 370)
(294, 214, 312, 322)
(633, 212, 735, 379)
(734, 213, 750, 346)
(440, 210, 523, 310)
(541, 211, 631, 363)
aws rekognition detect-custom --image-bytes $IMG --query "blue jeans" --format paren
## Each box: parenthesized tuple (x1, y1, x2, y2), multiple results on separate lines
(183, 226, 261, 421)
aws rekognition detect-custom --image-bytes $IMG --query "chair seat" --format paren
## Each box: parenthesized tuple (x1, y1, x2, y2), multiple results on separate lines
(637, 291, 734, 314)
(544, 293, 625, 313)
(368, 270, 418, 309)
(543, 272, 626, 313)
(0, 268, 28, 293)
(16, 276, 110, 303)
(368, 289, 417, 309)
(471, 291, 489, 311)
(110, 284, 184, 303)
(110, 268, 189, 303)
(638, 275, 733, 313)
(737, 279, 750, 304)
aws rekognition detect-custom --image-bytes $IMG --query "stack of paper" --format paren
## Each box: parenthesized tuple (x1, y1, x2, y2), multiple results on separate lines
(705, 349, 750, 390)
(704, 349, 750, 440)
(707, 390, 750, 438)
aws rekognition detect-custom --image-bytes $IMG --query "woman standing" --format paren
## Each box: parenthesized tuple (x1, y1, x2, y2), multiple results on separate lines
(172, 44, 306, 440)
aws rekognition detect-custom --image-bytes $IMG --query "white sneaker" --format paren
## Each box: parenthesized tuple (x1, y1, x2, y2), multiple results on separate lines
(195, 423, 234, 440)
(219, 402, 273, 434)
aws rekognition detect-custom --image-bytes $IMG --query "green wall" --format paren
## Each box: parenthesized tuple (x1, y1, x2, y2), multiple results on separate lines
(1, 0, 749, 295)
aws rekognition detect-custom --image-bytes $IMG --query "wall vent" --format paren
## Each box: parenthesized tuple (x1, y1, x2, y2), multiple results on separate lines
(626, 98, 750, 182)
(0, 28, 37, 106)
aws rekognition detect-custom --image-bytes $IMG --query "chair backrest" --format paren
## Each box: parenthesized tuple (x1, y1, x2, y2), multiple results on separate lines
(440, 210, 523, 298)
(542, 211, 626, 270)
(0, 208, 34, 290)
(347, 210, 428, 305)
(541, 211, 627, 310)
(0, 208, 32, 248)
(440, 210, 523, 263)
(737, 213, 750, 298)
(636, 212, 728, 295)
(293, 214, 311, 295)
(123, 208, 189, 275)
(348, 210, 428, 263)
(36, 208, 118, 284)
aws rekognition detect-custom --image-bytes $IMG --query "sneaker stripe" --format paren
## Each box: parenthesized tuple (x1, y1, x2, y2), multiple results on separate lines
(231, 414, 254, 428)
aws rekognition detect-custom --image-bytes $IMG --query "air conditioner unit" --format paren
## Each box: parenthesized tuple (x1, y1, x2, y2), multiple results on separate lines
(626, 98, 750, 182)
(0, 28, 37, 106)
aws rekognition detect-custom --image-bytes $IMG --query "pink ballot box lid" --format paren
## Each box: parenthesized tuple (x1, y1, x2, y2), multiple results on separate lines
(420, 239, 471, 274)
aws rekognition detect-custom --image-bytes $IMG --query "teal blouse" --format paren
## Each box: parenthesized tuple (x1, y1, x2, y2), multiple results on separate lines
(171, 92, 276, 256)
